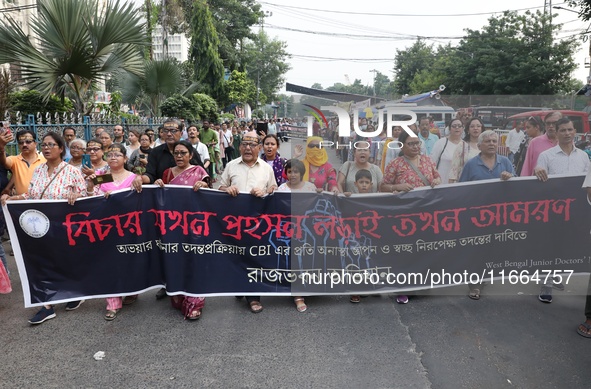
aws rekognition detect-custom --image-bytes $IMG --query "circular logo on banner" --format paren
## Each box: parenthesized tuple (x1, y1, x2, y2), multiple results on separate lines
(19, 210, 50, 238)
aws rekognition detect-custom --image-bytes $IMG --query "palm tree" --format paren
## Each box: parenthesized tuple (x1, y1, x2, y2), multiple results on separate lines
(116, 58, 182, 117)
(0, 0, 147, 114)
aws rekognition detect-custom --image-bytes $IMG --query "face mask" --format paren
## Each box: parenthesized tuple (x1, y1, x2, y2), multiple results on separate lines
(360, 125, 367, 131)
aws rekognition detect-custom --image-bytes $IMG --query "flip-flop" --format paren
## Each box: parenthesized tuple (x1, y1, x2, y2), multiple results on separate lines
(350, 295, 361, 303)
(249, 301, 263, 313)
(294, 298, 307, 312)
(469, 288, 481, 300)
(187, 309, 202, 321)
(104, 309, 119, 321)
(576, 322, 591, 338)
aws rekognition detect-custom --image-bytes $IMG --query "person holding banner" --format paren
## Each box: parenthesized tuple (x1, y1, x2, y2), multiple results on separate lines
(532, 117, 589, 304)
(380, 130, 441, 304)
(132, 118, 194, 300)
(219, 130, 277, 313)
(85, 144, 140, 320)
(520, 111, 562, 177)
(1, 132, 87, 324)
(459, 130, 514, 300)
(153, 140, 209, 320)
(577, 169, 591, 338)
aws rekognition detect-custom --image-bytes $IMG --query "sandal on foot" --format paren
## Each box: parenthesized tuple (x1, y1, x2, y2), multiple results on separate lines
(294, 298, 307, 312)
(187, 309, 202, 321)
(249, 301, 263, 313)
(350, 295, 361, 303)
(122, 295, 137, 305)
(104, 309, 119, 321)
(577, 322, 591, 338)
(469, 288, 481, 300)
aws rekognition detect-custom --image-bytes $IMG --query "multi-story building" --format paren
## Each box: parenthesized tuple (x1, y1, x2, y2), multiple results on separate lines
(152, 25, 190, 62)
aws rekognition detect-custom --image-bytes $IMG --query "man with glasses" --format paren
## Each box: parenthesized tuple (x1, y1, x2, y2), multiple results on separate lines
(0, 129, 46, 195)
(520, 111, 562, 176)
(218, 130, 277, 313)
(133, 118, 199, 190)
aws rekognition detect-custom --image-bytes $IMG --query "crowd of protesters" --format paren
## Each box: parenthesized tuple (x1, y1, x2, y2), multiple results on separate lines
(0, 113, 590, 340)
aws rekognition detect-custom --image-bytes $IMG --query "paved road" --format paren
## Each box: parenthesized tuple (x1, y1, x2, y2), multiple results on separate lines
(2, 140, 591, 388)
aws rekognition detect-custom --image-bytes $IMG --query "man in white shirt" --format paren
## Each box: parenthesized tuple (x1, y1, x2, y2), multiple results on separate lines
(505, 120, 525, 163)
(187, 125, 210, 172)
(533, 117, 590, 304)
(219, 130, 277, 314)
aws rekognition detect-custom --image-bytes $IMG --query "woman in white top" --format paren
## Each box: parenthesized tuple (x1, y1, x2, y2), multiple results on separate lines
(429, 118, 464, 184)
(448, 117, 484, 183)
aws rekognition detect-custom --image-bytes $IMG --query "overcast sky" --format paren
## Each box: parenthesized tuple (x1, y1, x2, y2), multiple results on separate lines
(257, 0, 589, 91)
(135, 0, 590, 92)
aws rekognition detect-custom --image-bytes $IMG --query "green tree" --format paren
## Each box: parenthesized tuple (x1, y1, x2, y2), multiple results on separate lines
(566, 1, 591, 20)
(160, 94, 199, 120)
(243, 30, 291, 104)
(444, 11, 578, 95)
(326, 79, 369, 95)
(179, 0, 262, 70)
(311, 83, 323, 90)
(0, 0, 146, 114)
(225, 70, 257, 106)
(192, 93, 219, 121)
(372, 71, 393, 98)
(392, 39, 436, 95)
(189, 0, 225, 96)
(9, 90, 73, 116)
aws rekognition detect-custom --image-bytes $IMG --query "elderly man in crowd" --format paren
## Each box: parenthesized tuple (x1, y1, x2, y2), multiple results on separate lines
(533, 117, 590, 304)
(459, 129, 514, 300)
(218, 130, 277, 313)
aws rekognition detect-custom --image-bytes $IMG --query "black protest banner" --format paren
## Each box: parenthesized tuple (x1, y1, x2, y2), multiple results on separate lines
(4, 176, 590, 307)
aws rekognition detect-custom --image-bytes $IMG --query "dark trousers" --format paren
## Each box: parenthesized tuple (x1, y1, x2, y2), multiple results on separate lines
(246, 296, 261, 303)
(585, 276, 591, 319)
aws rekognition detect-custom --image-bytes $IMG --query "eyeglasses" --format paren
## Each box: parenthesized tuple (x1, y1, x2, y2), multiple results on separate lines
(545, 120, 558, 126)
(406, 141, 422, 148)
(451, 124, 464, 129)
(106, 153, 124, 159)
(308, 143, 321, 148)
(40, 143, 58, 149)
(241, 142, 259, 148)
(18, 140, 35, 145)
(173, 151, 189, 156)
(86, 147, 102, 153)
(163, 129, 180, 134)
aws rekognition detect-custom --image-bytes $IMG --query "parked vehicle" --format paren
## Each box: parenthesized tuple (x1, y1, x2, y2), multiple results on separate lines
(502, 110, 590, 134)
(459, 106, 548, 128)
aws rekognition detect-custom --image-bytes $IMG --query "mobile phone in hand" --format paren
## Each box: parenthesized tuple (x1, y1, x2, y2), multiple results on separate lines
(82, 154, 91, 169)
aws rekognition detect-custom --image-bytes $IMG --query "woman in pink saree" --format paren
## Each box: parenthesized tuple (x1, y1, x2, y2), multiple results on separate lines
(86, 144, 141, 320)
(155, 141, 209, 320)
